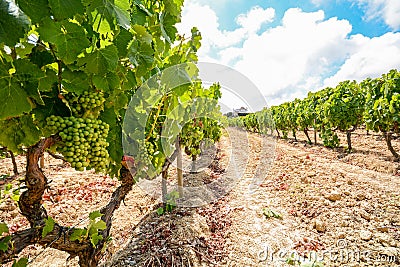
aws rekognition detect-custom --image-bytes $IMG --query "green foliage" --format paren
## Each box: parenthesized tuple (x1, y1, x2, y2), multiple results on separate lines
(0, 0, 215, 179)
(319, 128, 339, 148)
(1, 183, 21, 203)
(0, 0, 30, 46)
(70, 210, 107, 247)
(156, 190, 179, 215)
(42, 217, 55, 238)
(12, 258, 28, 267)
(0, 222, 10, 252)
(322, 80, 364, 132)
(363, 69, 400, 133)
(262, 208, 282, 219)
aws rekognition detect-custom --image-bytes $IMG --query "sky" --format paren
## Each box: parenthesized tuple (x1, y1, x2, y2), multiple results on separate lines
(176, 0, 400, 112)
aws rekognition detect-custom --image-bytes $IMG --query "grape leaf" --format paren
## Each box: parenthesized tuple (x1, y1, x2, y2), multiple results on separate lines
(114, 28, 133, 57)
(38, 19, 90, 64)
(12, 59, 46, 105)
(160, 13, 178, 44)
(93, 72, 120, 93)
(42, 217, 55, 238)
(0, 0, 30, 46)
(78, 45, 118, 75)
(0, 223, 8, 235)
(62, 69, 89, 94)
(89, 210, 103, 220)
(69, 228, 85, 242)
(127, 40, 154, 77)
(131, 4, 147, 26)
(92, 220, 106, 231)
(16, 0, 50, 24)
(0, 115, 41, 153)
(90, 233, 103, 247)
(0, 63, 33, 119)
(163, 0, 183, 17)
(11, 257, 28, 267)
(0, 236, 11, 252)
(48, 0, 84, 20)
(87, 0, 130, 33)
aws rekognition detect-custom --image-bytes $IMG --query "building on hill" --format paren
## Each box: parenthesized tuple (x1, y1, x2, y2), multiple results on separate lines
(233, 107, 251, 117)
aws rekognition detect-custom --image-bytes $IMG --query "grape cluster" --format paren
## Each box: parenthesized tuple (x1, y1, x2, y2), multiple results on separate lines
(65, 90, 105, 118)
(181, 122, 204, 157)
(46, 115, 110, 173)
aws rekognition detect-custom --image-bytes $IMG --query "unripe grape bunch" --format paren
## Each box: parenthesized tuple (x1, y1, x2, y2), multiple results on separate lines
(46, 115, 110, 173)
(65, 90, 105, 118)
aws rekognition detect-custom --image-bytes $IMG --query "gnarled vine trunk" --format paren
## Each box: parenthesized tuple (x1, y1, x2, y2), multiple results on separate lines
(383, 132, 399, 159)
(19, 136, 60, 227)
(303, 129, 312, 144)
(0, 137, 137, 266)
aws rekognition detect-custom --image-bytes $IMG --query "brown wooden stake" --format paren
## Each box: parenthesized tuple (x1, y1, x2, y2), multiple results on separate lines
(162, 169, 168, 204)
(176, 139, 183, 197)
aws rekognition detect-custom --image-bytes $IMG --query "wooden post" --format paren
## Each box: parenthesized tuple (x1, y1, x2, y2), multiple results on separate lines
(176, 138, 183, 197)
(161, 169, 168, 205)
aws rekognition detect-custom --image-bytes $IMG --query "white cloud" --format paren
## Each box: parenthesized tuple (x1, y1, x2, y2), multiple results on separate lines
(236, 6, 275, 32)
(355, 0, 400, 30)
(234, 8, 353, 99)
(176, 3, 274, 58)
(178, 2, 400, 107)
(324, 32, 400, 86)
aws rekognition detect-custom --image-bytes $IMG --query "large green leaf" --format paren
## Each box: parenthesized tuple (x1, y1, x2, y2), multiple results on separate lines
(48, 0, 84, 20)
(78, 45, 118, 75)
(163, 0, 183, 17)
(127, 40, 154, 77)
(86, 0, 130, 33)
(0, 0, 30, 46)
(16, 0, 50, 24)
(0, 115, 41, 153)
(62, 69, 89, 94)
(0, 62, 38, 119)
(92, 72, 120, 92)
(13, 59, 46, 105)
(38, 19, 90, 64)
(114, 28, 133, 57)
(160, 13, 178, 44)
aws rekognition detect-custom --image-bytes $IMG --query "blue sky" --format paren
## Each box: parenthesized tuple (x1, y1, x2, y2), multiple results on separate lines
(177, 0, 400, 111)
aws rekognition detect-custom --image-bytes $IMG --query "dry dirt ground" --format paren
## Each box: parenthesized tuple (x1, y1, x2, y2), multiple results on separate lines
(1, 127, 399, 266)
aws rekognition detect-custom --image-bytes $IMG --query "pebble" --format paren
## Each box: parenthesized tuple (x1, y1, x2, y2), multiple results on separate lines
(356, 193, 366, 201)
(325, 191, 341, 201)
(376, 233, 391, 246)
(359, 230, 373, 241)
(314, 219, 327, 232)
(359, 210, 371, 221)
(337, 232, 346, 239)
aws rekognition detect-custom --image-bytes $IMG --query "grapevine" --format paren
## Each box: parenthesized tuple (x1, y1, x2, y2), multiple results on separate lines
(230, 69, 400, 157)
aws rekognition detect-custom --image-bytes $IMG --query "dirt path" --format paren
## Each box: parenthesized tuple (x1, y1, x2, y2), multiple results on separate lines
(224, 128, 400, 267)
